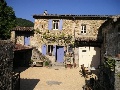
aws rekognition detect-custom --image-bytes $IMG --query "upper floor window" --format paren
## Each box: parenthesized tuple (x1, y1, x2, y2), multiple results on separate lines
(81, 24, 86, 34)
(53, 20, 59, 30)
(48, 19, 63, 30)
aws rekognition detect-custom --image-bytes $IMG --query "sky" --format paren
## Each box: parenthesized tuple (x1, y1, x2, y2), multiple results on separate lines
(6, 0, 120, 22)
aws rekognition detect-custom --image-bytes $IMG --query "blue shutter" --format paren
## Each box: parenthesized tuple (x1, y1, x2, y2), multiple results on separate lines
(24, 36, 30, 45)
(48, 19, 52, 30)
(53, 45, 56, 56)
(59, 19, 63, 30)
(42, 44, 46, 55)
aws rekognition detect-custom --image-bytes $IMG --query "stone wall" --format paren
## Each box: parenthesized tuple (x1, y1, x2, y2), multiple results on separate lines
(74, 47, 79, 66)
(75, 20, 105, 37)
(15, 31, 34, 46)
(0, 40, 14, 90)
(100, 16, 120, 89)
(101, 17, 120, 58)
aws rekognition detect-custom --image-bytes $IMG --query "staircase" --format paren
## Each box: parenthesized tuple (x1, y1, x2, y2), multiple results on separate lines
(31, 47, 51, 66)
(31, 47, 65, 68)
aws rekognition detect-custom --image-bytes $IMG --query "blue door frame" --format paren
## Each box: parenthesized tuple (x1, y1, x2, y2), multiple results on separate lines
(56, 46, 64, 63)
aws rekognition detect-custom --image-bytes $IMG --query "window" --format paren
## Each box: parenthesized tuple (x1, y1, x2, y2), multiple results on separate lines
(82, 50, 86, 52)
(48, 45, 53, 56)
(81, 24, 86, 34)
(53, 20, 59, 30)
(68, 46, 73, 52)
(48, 19, 63, 30)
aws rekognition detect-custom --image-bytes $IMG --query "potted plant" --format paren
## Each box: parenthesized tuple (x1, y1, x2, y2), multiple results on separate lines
(105, 56, 115, 71)
(48, 52, 52, 56)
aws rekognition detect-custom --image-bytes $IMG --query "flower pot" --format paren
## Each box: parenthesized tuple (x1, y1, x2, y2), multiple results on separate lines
(117, 54, 120, 59)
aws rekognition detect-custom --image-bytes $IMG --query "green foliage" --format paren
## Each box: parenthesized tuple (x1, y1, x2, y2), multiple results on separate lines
(42, 31, 72, 44)
(117, 73, 120, 77)
(16, 18, 34, 27)
(0, 0, 16, 40)
(29, 59, 33, 64)
(105, 56, 115, 69)
(45, 61, 50, 66)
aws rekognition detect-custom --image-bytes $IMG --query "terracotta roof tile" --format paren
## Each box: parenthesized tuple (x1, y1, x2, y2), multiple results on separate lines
(75, 36, 102, 41)
(13, 44, 33, 51)
(12, 26, 34, 31)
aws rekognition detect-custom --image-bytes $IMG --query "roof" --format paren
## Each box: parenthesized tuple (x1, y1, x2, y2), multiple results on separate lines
(33, 14, 111, 20)
(12, 26, 34, 31)
(75, 36, 102, 42)
(13, 44, 33, 51)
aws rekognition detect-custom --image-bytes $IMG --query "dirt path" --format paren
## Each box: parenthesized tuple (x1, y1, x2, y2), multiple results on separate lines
(18, 67, 85, 90)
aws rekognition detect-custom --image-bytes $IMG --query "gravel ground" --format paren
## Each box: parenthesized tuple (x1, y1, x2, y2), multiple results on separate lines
(18, 67, 85, 90)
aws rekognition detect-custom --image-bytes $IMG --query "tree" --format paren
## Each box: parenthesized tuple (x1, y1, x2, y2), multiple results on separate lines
(16, 18, 34, 27)
(0, 0, 16, 40)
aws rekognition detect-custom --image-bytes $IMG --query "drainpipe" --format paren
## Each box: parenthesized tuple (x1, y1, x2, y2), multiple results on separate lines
(73, 17, 75, 66)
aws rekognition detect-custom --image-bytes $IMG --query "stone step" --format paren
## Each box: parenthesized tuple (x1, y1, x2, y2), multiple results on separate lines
(52, 62, 65, 67)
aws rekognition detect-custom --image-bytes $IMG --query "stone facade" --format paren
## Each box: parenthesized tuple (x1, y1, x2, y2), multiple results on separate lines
(28, 14, 110, 66)
(11, 27, 34, 46)
(99, 16, 120, 90)
(32, 14, 107, 53)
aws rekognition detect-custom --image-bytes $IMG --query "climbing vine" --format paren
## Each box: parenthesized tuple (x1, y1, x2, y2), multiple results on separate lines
(42, 31, 73, 45)
(104, 56, 115, 70)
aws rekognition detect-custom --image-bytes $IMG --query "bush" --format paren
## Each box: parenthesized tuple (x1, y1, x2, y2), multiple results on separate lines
(45, 61, 50, 66)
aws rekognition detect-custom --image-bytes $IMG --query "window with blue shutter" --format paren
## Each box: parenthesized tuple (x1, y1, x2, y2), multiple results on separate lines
(59, 19, 63, 30)
(48, 19, 52, 30)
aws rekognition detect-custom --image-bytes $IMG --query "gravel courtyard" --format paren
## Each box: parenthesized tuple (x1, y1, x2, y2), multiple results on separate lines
(18, 67, 85, 90)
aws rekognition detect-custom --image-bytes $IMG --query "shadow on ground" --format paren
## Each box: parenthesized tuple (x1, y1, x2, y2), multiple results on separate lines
(13, 67, 30, 73)
(20, 78, 40, 90)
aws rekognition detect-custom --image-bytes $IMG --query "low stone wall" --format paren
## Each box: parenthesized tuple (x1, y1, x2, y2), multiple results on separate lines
(98, 57, 120, 90)
(0, 40, 14, 90)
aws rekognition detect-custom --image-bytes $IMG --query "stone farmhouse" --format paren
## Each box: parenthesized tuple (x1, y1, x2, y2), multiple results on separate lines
(32, 12, 109, 68)
(11, 11, 120, 68)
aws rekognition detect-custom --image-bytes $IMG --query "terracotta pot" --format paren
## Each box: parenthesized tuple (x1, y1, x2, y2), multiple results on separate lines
(117, 54, 120, 59)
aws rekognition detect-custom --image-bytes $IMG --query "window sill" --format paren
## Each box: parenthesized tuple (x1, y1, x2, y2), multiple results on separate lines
(80, 33, 87, 35)
(53, 29, 59, 30)
(78, 33, 87, 35)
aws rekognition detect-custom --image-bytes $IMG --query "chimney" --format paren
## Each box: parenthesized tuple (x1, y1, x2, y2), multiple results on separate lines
(43, 10, 47, 15)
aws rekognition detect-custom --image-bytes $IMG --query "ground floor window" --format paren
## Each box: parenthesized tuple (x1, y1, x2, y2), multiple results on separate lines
(48, 45, 53, 56)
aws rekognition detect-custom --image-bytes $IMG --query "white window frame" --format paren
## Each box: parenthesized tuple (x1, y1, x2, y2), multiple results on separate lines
(52, 20, 59, 30)
(81, 24, 86, 34)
